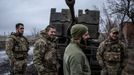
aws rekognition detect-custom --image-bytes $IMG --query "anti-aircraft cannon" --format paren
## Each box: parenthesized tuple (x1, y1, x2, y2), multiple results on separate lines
(49, 0, 101, 75)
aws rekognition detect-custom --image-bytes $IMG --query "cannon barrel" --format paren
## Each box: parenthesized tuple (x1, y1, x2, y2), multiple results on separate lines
(65, 0, 76, 39)
(65, 0, 75, 22)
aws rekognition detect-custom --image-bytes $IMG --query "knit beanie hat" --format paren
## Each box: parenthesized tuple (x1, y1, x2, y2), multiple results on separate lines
(71, 24, 88, 39)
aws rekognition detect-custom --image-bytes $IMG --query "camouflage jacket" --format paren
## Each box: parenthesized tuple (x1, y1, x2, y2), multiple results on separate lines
(33, 33, 58, 73)
(96, 38, 127, 68)
(5, 32, 29, 61)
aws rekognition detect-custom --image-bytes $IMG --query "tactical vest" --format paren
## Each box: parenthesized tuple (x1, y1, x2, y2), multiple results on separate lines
(103, 41, 123, 62)
(9, 34, 29, 59)
(40, 37, 58, 72)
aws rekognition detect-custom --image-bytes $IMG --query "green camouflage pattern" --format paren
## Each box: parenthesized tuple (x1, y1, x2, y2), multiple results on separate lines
(33, 34, 58, 75)
(5, 33, 29, 75)
(13, 59, 27, 75)
(96, 38, 127, 75)
(103, 52, 121, 62)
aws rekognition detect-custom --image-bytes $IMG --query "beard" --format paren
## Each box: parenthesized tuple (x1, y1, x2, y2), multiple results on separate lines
(79, 38, 88, 49)
(47, 35, 56, 42)
(109, 36, 118, 41)
(80, 38, 86, 45)
(18, 32, 23, 36)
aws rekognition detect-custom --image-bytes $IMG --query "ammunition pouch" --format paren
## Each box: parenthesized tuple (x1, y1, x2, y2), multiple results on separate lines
(104, 52, 121, 62)
(14, 52, 27, 60)
(13, 45, 28, 60)
(14, 45, 28, 52)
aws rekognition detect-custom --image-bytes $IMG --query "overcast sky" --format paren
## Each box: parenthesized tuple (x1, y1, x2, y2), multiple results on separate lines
(0, 0, 105, 35)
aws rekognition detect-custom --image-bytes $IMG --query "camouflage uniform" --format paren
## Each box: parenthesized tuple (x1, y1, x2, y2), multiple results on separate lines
(33, 33, 58, 75)
(5, 32, 29, 75)
(96, 37, 127, 75)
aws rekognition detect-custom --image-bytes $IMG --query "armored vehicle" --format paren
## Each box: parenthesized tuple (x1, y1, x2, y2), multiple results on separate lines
(49, 0, 101, 75)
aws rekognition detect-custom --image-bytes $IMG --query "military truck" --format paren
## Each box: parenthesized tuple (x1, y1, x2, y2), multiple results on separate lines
(49, 0, 101, 75)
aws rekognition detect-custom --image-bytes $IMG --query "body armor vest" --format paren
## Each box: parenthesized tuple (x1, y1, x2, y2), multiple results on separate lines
(103, 41, 122, 62)
(9, 34, 29, 59)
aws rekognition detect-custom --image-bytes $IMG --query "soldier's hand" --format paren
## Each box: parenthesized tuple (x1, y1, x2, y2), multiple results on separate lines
(99, 60, 105, 67)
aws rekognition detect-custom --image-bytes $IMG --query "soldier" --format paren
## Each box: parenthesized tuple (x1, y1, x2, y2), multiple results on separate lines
(63, 24, 91, 75)
(5, 23, 29, 75)
(33, 25, 59, 75)
(96, 27, 128, 75)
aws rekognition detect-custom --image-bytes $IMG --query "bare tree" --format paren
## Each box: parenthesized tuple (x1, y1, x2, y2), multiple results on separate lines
(31, 27, 39, 38)
(106, 0, 134, 28)
(99, 5, 119, 41)
(102, 0, 134, 41)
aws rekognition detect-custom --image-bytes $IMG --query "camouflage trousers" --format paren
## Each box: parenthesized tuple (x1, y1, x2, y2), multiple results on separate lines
(10, 59, 27, 75)
(101, 64, 122, 75)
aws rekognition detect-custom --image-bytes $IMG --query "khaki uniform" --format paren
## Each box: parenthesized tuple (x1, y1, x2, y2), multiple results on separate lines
(63, 24, 91, 75)
(96, 38, 127, 75)
(33, 34, 58, 75)
(63, 39, 91, 75)
(5, 33, 29, 75)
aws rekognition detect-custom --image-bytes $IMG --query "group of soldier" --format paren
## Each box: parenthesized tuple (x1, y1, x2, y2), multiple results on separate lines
(5, 23, 127, 75)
